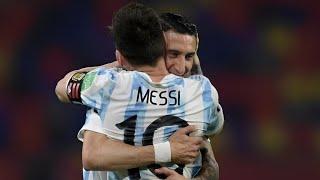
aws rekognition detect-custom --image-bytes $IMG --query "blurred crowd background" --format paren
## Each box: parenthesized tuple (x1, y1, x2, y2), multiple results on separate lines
(0, 0, 319, 179)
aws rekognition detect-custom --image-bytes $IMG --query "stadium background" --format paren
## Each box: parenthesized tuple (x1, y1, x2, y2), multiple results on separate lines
(0, 0, 319, 179)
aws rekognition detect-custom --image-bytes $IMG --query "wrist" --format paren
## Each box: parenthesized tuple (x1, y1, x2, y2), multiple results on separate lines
(135, 145, 156, 166)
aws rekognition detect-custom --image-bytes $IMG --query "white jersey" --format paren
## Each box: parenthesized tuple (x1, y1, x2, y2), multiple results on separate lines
(77, 67, 224, 180)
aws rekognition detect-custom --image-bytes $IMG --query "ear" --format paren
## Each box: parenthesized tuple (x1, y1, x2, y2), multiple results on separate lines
(116, 50, 130, 69)
(115, 50, 123, 66)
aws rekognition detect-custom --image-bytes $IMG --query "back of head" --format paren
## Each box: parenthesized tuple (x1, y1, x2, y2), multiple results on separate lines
(111, 3, 165, 67)
(160, 13, 198, 37)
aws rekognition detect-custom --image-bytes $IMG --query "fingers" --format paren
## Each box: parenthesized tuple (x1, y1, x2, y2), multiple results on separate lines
(155, 167, 175, 176)
(189, 136, 203, 146)
(182, 152, 200, 164)
(183, 136, 203, 150)
(188, 150, 200, 159)
(177, 125, 196, 135)
(181, 146, 201, 164)
(199, 139, 207, 149)
(190, 144, 201, 151)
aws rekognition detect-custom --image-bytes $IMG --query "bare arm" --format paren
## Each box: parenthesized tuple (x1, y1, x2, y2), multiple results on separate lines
(82, 130, 154, 170)
(193, 138, 219, 180)
(82, 126, 202, 171)
(55, 61, 119, 103)
(190, 54, 203, 75)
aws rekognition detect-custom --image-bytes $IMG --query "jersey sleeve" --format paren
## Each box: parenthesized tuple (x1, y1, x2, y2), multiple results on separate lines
(80, 67, 118, 110)
(77, 108, 106, 142)
(200, 77, 224, 136)
(207, 85, 224, 135)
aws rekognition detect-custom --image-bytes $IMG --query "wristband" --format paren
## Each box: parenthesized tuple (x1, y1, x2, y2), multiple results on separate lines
(154, 141, 171, 163)
(67, 72, 87, 104)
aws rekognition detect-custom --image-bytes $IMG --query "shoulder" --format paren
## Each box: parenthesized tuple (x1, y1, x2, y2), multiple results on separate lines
(185, 75, 214, 88)
(188, 75, 219, 100)
(187, 74, 211, 83)
(85, 67, 131, 82)
(81, 67, 126, 92)
(90, 67, 122, 77)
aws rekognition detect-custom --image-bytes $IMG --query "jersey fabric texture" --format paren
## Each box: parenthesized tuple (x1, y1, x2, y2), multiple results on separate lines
(77, 67, 224, 180)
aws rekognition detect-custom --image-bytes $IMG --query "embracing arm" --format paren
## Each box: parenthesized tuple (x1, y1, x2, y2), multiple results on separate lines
(193, 138, 219, 180)
(55, 61, 119, 103)
(82, 130, 154, 170)
(82, 126, 202, 171)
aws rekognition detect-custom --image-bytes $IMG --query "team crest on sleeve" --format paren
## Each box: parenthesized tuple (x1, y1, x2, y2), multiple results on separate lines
(81, 72, 97, 91)
(72, 72, 86, 81)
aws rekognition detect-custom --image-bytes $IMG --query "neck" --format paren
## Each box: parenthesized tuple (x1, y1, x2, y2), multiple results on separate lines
(133, 57, 169, 82)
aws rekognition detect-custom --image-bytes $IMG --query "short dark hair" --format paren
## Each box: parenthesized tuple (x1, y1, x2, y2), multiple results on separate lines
(110, 3, 165, 66)
(160, 13, 198, 37)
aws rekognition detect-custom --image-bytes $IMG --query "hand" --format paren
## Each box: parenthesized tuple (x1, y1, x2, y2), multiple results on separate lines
(155, 167, 186, 180)
(195, 33, 199, 52)
(169, 125, 203, 164)
(190, 34, 203, 76)
(193, 34, 200, 71)
(190, 54, 203, 75)
(193, 54, 200, 66)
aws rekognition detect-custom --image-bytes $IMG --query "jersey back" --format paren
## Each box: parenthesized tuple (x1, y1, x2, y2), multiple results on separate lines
(78, 67, 224, 180)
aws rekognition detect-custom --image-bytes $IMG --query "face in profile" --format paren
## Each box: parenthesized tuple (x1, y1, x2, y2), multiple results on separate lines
(164, 30, 197, 77)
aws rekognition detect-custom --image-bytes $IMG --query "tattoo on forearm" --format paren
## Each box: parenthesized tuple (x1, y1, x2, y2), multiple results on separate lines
(192, 142, 219, 180)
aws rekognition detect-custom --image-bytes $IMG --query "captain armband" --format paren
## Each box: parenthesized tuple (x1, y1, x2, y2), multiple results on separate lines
(67, 72, 87, 104)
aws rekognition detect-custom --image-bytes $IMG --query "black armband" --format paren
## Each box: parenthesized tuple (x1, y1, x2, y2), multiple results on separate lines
(67, 72, 87, 104)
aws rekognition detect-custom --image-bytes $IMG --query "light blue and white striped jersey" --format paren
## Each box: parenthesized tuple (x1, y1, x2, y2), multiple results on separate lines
(77, 67, 224, 180)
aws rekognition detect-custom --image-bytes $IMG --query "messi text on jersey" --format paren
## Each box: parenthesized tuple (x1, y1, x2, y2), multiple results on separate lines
(136, 86, 181, 106)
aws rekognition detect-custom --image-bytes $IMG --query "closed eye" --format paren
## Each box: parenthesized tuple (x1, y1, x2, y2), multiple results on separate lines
(185, 53, 195, 61)
(167, 50, 181, 59)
